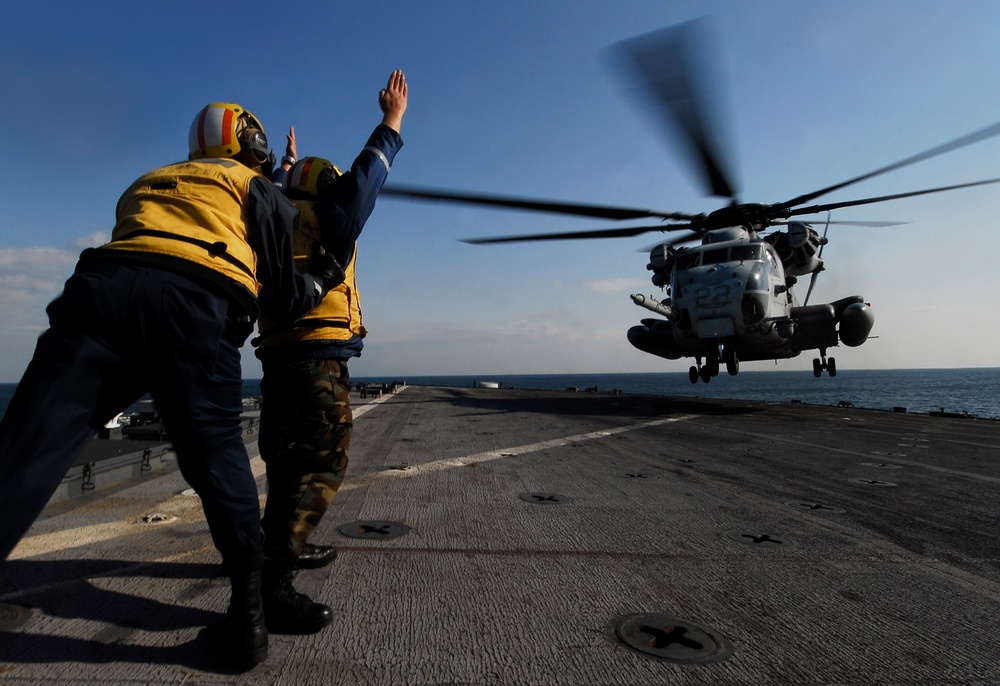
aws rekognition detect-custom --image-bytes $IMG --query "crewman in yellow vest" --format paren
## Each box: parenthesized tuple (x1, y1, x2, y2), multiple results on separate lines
(253, 71, 406, 594)
(0, 102, 344, 669)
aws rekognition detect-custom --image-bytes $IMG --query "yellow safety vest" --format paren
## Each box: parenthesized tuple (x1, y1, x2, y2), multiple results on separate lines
(106, 159, 261, 296)
(256, 198, 364, 346)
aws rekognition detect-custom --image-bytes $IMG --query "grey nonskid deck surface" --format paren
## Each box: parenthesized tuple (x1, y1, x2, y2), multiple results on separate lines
(1, 384, 998, 684)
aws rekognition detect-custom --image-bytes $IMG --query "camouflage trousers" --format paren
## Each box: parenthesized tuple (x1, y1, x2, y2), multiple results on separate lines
(258, 357, 352, 563)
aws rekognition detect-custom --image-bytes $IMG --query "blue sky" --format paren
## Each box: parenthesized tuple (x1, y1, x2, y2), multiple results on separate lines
(2, 0, 1000, 382)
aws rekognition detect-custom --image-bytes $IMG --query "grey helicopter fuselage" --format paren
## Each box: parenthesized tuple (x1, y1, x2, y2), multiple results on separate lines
(628, 222, 875, 381)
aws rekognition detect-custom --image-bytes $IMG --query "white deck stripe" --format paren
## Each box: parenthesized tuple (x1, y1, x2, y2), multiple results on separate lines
(344, 413, 698, 486)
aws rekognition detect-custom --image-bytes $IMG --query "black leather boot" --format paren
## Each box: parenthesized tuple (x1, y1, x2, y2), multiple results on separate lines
(261, 561, 334, 634)
(294, 542, 338, 570)
(225, 553, 268, 668)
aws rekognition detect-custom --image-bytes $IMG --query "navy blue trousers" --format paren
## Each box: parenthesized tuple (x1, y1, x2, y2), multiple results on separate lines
(0, 259, 263, 563)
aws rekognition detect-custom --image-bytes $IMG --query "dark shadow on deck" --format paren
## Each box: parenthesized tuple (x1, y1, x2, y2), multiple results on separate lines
(0, 559, 246, 674)
(425, 386, 763, 419)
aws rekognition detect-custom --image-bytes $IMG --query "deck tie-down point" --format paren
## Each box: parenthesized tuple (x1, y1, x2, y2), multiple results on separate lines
(725, 530, 794, 548)
(0, 603, 32, 632)
(615, 613, 733, 664)
(519, 492, 573, 505)
(786, 500, 846, 514)
(338, 521, 410, 539)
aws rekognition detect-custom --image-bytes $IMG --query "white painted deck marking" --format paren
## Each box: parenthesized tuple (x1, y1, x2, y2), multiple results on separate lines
(349, 414, 698, 484)
(352, 386, 399, 418)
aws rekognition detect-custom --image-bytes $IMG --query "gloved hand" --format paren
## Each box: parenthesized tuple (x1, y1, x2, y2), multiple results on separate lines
(308, 244, 346, 293)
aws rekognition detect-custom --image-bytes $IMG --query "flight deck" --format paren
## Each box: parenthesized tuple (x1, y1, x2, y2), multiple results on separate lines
(1, 384, 998, 684)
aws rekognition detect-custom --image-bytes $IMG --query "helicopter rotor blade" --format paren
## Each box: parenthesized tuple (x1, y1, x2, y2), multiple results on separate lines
(787, 176, 1000, 217)
(636, 231, 704, 252)
(382, 185, 693, 222)
(608, 17, 739, 200)
(776, 120, 1000, 211)
(772, 217, 913, 229)
(460, 223, 694, 245)
(784, 219, 910, 228)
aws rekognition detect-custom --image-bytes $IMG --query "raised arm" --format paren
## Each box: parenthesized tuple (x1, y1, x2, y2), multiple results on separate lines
(379, 70, 408, 133)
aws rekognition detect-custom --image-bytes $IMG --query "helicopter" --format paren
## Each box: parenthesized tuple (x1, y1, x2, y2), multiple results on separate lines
(382, 20, 1000, 383)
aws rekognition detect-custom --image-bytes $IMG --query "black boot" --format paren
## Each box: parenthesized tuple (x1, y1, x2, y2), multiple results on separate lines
(262, 560, 333, 634)
(294, 542, 338, 570)
(225, 553, 268, 668)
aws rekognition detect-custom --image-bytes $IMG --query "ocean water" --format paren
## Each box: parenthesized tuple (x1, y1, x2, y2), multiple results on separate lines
(1, 368, 996, 423)
(277, 367, 1000, 419)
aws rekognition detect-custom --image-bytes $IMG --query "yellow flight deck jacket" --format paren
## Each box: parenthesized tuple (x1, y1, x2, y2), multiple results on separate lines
(108, 158, 263, 297)
(256, 198, 364, 346)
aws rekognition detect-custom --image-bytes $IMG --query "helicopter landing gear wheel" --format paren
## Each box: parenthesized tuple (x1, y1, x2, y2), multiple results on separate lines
(813, 349, 837, 377)
(724, 348, 739, 376)
(689, 358, 714, 383)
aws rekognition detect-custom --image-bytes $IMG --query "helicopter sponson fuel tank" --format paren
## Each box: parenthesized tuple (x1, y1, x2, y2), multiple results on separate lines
(786, 297, 875, 350)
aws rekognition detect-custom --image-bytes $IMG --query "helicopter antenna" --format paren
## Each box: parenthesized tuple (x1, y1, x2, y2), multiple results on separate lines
(803, 212, 831, 306)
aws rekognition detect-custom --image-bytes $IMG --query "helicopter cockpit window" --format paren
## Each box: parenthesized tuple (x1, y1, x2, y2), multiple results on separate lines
(764, 248, 780, 273)
(676, 253, 700, 270)
(702, 248, 729, 265)
(746, 261, 767, 291)
(732, 245, 763, 262)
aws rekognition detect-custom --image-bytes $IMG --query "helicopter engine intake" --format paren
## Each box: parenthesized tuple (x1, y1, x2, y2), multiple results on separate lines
(766, 222, 826, 278)
(646, 244, 674, 288)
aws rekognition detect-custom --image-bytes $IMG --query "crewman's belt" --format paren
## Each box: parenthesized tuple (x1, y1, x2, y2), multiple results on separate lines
(112, 229, 255, 279)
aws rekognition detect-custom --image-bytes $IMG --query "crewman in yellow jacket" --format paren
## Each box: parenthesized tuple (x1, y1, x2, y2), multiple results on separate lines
(253, 71, 406, 589)
(0, 102, 344, 669)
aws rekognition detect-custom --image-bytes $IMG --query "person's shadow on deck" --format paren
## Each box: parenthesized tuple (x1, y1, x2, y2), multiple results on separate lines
(0, 558, 252, 675)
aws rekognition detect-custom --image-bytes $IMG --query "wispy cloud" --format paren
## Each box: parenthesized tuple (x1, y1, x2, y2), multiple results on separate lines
(0, 236, 105, 381)
(340, 312, 641, 378)
(554, 278, 648, 294)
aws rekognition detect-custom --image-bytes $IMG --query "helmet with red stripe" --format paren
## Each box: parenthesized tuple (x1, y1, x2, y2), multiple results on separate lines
(286, 157, 342, 197)
(188, 103, 271, 166)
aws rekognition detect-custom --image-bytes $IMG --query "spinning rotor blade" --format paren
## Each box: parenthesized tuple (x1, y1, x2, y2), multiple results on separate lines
(382, 185, 691, 222)
(460, 223, 693, 245)
(386, 23, 1000, 252)
(609, 17, 739, 200)
(637, 232, 704, 252)
(777, 218, 909, 227)
(777, 119, 1000, 211)
(787, 176, 1000, 217)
